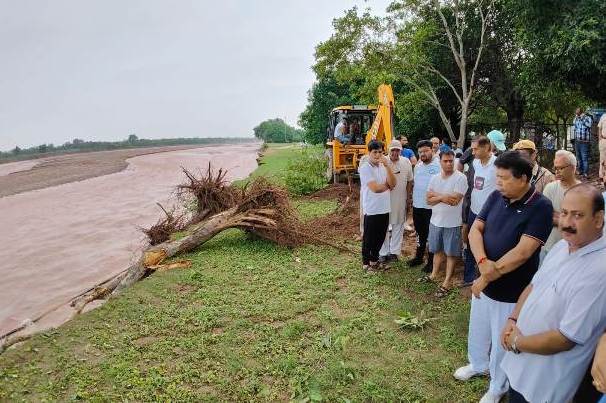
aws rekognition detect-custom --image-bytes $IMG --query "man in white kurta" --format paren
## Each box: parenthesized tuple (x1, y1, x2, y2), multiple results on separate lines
(380, 140, 414, 261)
(500, 184, 606, 402)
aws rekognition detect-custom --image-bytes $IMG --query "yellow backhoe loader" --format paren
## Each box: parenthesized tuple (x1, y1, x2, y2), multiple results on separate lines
(325, 84, 395, 183)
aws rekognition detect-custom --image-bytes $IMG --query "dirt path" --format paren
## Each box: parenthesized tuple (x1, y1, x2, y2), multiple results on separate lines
(0, 144, 259, 336)
(0, 144, 257, 198)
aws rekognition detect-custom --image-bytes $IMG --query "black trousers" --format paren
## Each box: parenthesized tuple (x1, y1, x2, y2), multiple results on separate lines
(362, 213, 389, 265)
(412, 207, 432, 252)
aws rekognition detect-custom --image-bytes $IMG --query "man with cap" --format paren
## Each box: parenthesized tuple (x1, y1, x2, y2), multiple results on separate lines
(486, 130, 507, 155)
(379, 140, 414, 262)
(513, 139, 555, 193)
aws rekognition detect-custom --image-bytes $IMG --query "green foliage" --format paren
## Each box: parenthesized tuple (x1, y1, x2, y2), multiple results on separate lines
(253, 118, 303, 143)
(283, 146, 327, 195)
(298, 75, 352, 145)
(394, 311, 434, 330)
(514, 0, 606, 103)
(300, 0, 604, 148)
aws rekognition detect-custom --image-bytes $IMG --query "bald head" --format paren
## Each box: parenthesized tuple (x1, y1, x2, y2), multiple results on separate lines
(565, 184, 605, 215)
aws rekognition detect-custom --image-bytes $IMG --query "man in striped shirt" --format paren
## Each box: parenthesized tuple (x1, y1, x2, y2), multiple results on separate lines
(573, 107, 593, 178)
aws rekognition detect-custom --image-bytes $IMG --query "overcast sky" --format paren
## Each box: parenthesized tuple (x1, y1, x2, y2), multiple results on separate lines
(0, 0, 392, 151)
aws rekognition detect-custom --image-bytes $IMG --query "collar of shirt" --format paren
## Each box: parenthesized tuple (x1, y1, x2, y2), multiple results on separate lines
(501, 186, 538, 209)
(566, 233, 606, 258)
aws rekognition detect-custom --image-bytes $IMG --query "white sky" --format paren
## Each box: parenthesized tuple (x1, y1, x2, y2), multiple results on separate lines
(0, 0, 391, 151)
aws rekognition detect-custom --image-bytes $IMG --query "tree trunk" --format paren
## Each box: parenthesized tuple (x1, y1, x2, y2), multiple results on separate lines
(506, 91, 525, 143)
(71, 207, 277, 309)
(458, 104, 468, 149)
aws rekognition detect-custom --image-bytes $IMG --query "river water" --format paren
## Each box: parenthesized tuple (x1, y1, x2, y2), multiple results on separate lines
(0, 144, 259, 336)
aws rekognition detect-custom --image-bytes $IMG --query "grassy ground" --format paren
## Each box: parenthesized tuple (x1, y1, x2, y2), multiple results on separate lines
(241, 143, 300, 186)
(0, 144, 486, 402)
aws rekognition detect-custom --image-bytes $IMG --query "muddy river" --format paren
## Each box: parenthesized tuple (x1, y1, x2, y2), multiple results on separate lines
(0, 144, 259, 336)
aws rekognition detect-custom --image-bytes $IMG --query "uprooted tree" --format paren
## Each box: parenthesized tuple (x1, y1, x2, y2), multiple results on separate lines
(1, 165, 355, 353)
(69, 167, 353, 315)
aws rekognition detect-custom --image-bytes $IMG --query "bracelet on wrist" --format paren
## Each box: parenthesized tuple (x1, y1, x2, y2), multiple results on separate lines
(508, 317, 517, 323)
(512, 334, 521, 354)
(477, 256, 487, 265)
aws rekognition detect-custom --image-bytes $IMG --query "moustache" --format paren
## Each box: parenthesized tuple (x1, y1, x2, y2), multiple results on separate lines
(561, 226, 577, 234)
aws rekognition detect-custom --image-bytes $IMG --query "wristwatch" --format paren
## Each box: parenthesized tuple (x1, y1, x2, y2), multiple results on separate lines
(511, 334, 521, 354)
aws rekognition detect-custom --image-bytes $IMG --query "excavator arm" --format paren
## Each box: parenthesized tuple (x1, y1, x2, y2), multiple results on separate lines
(365, 84, 395, 148)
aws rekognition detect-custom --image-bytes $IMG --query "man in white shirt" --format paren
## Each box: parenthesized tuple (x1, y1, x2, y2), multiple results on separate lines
(541, 150, 581, 261)
(409, 140, 441, 272)
(426, 149, 468, 294)
(359, 140, 396, 273)
(462, 136, 497, 285)
(379, 140, 414, 263)
(500, 184, 606, 403)
(598, 113, 606, 179)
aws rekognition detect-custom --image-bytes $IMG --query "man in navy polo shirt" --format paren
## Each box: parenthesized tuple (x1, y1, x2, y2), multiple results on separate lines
(453, 151, 553, 403)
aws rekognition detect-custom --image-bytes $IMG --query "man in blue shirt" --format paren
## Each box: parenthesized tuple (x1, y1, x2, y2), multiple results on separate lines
(397, 135, 417, 165)
(454, 151, 553, 403)
(573, 107, 593, 177)
(409, 139, 441, 272)
(439, 136, 453, 153)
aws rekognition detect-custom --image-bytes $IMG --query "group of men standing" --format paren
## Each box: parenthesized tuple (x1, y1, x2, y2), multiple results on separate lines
(358, 132, 606, 402)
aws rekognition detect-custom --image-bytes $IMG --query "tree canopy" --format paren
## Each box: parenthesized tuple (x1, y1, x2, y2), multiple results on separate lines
(299, 0, 603, 147)
(253, 118, 303, 143)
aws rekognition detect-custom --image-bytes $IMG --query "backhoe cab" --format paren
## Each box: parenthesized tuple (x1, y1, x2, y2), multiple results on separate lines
(325, 84, 395, 183)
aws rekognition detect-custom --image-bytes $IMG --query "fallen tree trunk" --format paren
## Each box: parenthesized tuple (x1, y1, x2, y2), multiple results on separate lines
(71, 206, 278, 309)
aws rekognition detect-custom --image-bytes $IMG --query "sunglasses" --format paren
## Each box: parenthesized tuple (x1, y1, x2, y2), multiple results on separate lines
(553, 164, 571, 172)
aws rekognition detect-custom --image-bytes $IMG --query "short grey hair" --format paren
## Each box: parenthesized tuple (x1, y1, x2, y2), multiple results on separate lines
(555, 149, 577, 170)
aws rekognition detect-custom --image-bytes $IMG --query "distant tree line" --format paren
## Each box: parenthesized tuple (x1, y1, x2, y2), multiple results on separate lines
(253, 118, 303, 143)
(0, 135, 255, 163)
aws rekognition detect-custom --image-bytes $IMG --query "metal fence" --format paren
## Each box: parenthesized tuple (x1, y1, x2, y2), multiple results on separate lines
(467, 121, 601, 169)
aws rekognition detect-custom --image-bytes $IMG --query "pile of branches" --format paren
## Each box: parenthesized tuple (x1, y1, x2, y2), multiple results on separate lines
(140, 203, 184, 245)
(177, 164, 239, 225)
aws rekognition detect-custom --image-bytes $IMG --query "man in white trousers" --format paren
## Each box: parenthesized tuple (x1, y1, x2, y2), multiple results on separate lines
(453, 151, 553, 403)
(379, 140, 413, 262)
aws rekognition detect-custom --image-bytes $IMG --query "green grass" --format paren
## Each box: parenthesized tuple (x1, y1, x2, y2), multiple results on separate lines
(234, 143, 300, 187)
(0, 144, 486, 402)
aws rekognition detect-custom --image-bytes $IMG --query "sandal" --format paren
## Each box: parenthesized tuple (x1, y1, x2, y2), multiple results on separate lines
(365, 262, 380, 274)
(417, 275, 434, 283)
(434, 286, 450, 298)
(378, 262, 390, 271)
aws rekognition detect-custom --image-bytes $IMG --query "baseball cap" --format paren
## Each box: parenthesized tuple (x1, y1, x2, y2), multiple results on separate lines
(389, 139, 402, 150)
(486, 130, 506, 151)
(513, 139, 537, 152)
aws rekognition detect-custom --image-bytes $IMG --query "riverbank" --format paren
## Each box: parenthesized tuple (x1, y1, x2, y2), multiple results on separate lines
(0, 144, 484, 401)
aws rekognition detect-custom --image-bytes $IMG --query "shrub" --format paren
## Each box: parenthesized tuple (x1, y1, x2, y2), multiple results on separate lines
(283, 146, 327, 195)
